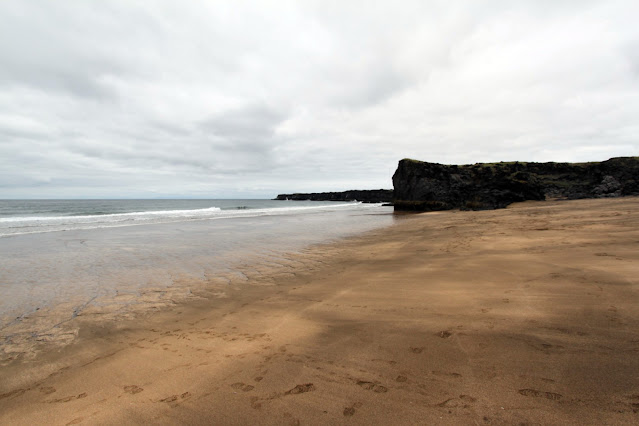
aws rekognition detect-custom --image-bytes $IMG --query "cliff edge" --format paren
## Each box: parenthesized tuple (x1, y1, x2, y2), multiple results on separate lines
(393, 157, 639, 211)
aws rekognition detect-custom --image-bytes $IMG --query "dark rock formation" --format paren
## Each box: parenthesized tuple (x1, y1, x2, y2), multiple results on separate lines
(393, 157, 639, 211)
(274, 189, 393, 203)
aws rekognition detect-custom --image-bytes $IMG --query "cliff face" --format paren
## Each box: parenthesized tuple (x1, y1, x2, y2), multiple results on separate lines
(274, 189, 393, 203)
(393, 157, 639, 211)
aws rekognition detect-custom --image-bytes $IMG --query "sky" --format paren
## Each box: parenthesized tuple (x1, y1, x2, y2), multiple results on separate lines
(1, 0, 638, 199)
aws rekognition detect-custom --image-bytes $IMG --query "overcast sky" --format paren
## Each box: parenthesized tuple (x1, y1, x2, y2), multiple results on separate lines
(1, 0, 637, 199)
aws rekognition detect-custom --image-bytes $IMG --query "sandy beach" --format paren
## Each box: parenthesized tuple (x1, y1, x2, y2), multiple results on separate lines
(1, 197, 639, 425)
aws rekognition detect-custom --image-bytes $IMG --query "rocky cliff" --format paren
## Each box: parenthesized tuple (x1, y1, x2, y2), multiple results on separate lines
(393, 157, 639, 211)
(274, 189, 393, 203)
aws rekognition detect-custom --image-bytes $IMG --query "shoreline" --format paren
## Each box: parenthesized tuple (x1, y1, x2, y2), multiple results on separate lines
(2, 197, 639, 424)
(0, 203, 394, 363)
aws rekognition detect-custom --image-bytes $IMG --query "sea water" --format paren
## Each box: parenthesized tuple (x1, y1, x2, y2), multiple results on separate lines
(0, 199, 379, 237)
(0, 199, 394, 358)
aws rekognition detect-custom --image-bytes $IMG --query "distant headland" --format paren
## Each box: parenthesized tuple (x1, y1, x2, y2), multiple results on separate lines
(393, 156, 639, 211)
(274, 157, 639, 211)
(274, 189, 393, 203)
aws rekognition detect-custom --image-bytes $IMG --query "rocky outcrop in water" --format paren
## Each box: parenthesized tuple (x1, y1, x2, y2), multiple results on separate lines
(393, 157, 639, 211)
(274, 189, 393, 203)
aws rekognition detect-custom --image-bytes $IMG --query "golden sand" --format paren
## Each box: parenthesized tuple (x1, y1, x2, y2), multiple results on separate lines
(1, 197, 639, 425)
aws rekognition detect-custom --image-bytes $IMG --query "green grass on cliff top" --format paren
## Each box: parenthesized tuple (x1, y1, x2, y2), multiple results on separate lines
(401, 157, 638, 167)
(401, 158, 530, 167)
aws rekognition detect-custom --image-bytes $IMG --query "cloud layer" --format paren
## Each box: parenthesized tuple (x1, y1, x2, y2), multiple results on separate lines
(1, 0, 637, 198)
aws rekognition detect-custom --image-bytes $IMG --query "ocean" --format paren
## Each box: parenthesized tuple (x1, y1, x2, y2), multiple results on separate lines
(0, 199, 395, 360)
(0, 199, 382, 237)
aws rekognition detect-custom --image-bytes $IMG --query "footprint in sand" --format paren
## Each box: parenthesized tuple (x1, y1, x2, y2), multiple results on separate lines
(49, 393, 88, 403)
(0, 389, 27, 400)
(432, 371, 462, 379)
(518, 389, 562, 400)
(409, 346, 424, 354)
(343, 407, 356, 416)
(250, 396, 262, 410)
(123, 385, 144, 395)
(343, 402, 363, 416)
(436, 394, 476, 408)
(357, 381, 387, 393)
(436, 331, 452, 338)
(160, 392, 192, 405)
(285, 383, 315, 395)
(396, 375, 408, 382)
(231, 383, 255, 392)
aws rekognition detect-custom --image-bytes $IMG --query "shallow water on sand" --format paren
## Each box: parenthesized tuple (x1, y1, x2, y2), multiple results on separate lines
(0, 202, 395, 359)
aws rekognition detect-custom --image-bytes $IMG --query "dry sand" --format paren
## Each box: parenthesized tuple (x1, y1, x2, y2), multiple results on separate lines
(1, 197, 639, 425)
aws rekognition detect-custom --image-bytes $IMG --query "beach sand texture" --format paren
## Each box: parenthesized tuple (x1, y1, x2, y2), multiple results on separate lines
(1, 197, 639, 425)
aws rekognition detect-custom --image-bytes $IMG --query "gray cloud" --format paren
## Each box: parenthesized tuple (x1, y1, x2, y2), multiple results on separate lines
(199, 104, 286, 144)
(0, 0, 637, 198)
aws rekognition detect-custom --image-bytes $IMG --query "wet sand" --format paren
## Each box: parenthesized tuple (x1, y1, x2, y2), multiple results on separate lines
(1, 197, 639, 425)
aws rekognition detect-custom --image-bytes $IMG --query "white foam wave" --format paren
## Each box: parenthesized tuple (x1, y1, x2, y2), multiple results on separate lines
(0, 202, 376, 237)
(0, 206, 223, 223)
